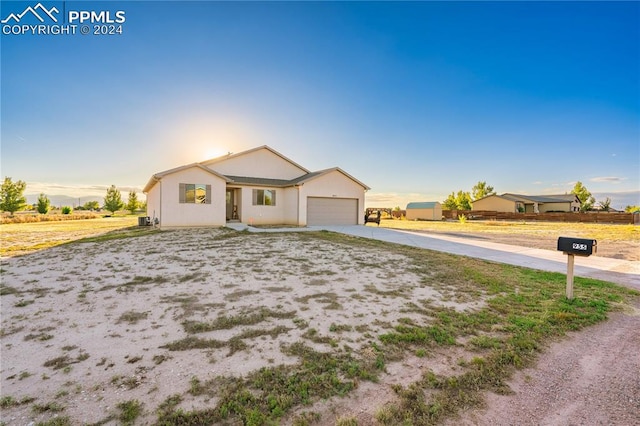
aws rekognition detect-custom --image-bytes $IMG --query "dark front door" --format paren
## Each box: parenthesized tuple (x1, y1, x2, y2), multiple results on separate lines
(226, 189, 238, 221)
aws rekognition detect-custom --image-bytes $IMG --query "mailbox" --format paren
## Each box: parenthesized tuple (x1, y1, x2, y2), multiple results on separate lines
(557, 237, 597, 256)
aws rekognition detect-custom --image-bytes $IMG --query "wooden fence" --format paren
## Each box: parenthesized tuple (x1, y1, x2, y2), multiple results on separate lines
(442, 210, 637, 224)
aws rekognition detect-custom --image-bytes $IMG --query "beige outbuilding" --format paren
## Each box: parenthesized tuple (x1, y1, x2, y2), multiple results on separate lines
(405, 202, 442, 221)
(144, 146, 370, 228)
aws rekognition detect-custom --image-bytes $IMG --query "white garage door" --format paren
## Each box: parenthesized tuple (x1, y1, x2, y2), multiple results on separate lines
(307, 197, 358, 225)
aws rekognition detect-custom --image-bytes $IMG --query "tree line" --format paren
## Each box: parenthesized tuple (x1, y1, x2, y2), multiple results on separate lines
(442, 180, 638, 213)
(0, 177, 142, 216)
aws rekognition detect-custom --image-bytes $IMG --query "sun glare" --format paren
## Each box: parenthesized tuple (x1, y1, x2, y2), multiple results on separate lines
(204, 147, 228, 160)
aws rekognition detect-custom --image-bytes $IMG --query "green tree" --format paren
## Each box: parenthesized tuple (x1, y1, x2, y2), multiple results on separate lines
(598, 197, 611, 212)
(472, 181, 496, 200)
(443, 190, 472, 210)
(126, 191, 139, 214)
(36, 193, 51, 214)
(443, 192, 458, 210)
(571, 181, 595, 212)
(456, 190, 472, 210)
(0, 177, 27, 216)
(624, 205, 639, 213)
(103, 185, 124, 214)
(83, 200, 100, 211)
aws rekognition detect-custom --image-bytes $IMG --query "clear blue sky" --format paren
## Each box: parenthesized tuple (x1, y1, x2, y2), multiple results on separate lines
(2, 1, 639, 209)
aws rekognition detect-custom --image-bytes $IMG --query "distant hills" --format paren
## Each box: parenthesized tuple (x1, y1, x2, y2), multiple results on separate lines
(591, 191, 639, 211)
(24, 194, 130, 208)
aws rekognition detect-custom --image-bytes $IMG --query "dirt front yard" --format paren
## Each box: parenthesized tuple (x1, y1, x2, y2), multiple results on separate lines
(1, 227, 638, 425)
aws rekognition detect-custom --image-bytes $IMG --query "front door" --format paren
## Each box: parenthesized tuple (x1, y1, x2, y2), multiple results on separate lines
(226, 189, 238, 221)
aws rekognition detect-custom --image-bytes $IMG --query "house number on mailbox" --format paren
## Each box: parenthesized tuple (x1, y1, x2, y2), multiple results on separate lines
(572, 243, 588, 251)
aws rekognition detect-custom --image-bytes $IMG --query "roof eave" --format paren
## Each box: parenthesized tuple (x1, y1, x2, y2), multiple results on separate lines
(295, 167, 371, 190)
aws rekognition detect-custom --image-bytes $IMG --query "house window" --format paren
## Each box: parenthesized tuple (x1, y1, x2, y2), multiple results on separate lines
(252, 189, 276, 206)
(179, 183, 211, 204)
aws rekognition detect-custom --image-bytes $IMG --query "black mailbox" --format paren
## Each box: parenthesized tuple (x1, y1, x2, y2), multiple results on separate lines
(557, 237, 597, 256)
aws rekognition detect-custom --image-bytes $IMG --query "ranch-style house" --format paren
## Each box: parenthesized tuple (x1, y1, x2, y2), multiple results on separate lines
(143, 146, 370, 228)
(472, 193, 581, 213)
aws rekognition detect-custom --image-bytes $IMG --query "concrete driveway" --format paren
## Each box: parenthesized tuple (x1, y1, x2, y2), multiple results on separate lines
(230, 223, 640, 290)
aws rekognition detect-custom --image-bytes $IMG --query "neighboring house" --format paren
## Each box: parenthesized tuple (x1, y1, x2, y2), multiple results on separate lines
(406, 202, 442, 220)
(143, 146, 370, 228)
(472, 193, 580, 213)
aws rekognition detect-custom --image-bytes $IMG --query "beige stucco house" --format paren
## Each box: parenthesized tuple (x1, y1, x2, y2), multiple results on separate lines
(472, 193, 580, 213)
(143, 146, 370, 228)
(405, 202, 442, 220)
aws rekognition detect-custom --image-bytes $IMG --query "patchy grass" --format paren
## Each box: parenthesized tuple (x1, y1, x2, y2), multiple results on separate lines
(117, 310, 149, 325)
(162, 326, 291, 357)
(32, 401, 65, 413)
(182, 308, 295, 333)
(2, 227, 637, 425)
(157, 341, 384, 425)
(35, 417, 72, 426)
(117, 399, 144, 425)
(43, 352, 90, 370)
(154, 233, 638, 424)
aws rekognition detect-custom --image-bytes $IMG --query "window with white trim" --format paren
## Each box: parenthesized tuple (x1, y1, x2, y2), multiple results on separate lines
(252, 189, 276, 206)
(179, 183, 211, 204)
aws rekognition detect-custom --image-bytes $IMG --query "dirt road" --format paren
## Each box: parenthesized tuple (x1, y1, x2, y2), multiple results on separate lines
(450, 299, 640, 426)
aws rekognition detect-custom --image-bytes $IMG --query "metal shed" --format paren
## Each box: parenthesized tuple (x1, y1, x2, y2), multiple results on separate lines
(406, 201, 442, 221)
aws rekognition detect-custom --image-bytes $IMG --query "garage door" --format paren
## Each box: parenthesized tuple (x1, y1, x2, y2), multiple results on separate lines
(307, 197, 358, 225)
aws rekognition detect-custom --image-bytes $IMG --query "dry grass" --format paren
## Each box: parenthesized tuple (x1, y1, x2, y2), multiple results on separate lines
(380, 218, 639, 242)
(0, 216, 141, 257)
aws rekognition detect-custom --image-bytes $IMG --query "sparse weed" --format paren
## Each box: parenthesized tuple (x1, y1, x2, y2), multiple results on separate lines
(117, 399, 143, 425)
(32, 401, 65, 413)
(117, 310, 148, 324)
(14, 299, 34, 307)
(35, 417, 72, 426)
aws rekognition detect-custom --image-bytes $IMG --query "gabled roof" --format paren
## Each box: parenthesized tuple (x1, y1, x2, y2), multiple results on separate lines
(143, 163, 230, 193)
(501, 193, 579, 204)
(290, 167, 371, 190)
(225, 176, 292, 187)
(225, 167, 371, 190)
(200, 145, 311, 174)
(407, 202, 440, 209)
(144, 146, 370, 192)
(472, 194, 510, 203)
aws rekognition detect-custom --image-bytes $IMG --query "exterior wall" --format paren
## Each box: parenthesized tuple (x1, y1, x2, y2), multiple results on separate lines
(205, 149, 306, 180)
(282, 187, 300, 225)
(472, 196, 517, 213)
(298, 170, 366, 225)
(152, 167, 227, 228)
(146, 182, 162, 223)
(539, 202, 571, 213)
(406, 206, 442, 220)
(236, 185, 299, 225)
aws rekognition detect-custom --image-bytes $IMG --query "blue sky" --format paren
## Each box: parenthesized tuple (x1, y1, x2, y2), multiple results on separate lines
(2, 1, 639, 209)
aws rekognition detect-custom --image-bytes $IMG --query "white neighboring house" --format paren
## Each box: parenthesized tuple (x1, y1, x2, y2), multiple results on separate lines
(143, 146, 370, 228)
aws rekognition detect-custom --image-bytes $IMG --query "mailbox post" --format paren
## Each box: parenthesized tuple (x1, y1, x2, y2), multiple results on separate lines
(557, 237, 597, 300)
